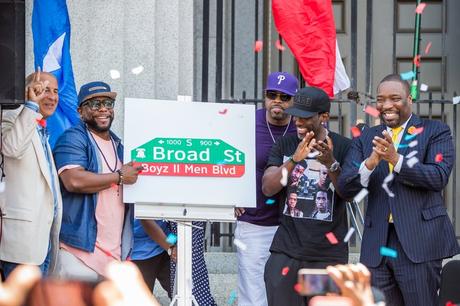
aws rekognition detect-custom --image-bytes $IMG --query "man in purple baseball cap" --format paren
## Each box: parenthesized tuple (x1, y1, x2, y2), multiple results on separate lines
(234, 72, 299, 306)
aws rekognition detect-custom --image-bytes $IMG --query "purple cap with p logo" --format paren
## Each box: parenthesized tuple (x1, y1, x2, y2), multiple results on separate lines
(265, 72, 299, 96)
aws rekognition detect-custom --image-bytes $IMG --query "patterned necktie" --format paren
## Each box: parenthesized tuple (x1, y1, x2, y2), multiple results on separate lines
(389, 126, 403, 172)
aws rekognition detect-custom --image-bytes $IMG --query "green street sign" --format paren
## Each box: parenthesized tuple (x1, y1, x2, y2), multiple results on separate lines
(131, 138, 245, 177)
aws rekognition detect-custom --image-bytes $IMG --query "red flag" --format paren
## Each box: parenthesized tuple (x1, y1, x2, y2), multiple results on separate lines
(272, 0, 350, 97)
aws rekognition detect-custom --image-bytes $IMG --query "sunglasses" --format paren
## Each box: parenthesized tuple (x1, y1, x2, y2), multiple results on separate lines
(265, 91, 292, 102)
(81, 98, 115, 110)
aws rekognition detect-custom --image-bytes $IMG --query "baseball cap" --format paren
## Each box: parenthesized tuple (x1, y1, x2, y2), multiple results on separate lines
(284, 87, 331, 118)
(78, 81, 117, 106)
(265, 72, 299, 96)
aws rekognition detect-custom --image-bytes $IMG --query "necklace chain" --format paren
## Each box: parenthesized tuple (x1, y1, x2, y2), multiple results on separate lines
(266, 116, 291, 144)
(88, 130, 118, 173)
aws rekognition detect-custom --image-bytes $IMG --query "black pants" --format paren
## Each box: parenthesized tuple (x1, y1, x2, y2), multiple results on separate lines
(264, 252, 344, 306)
(132, 251, 172, 298)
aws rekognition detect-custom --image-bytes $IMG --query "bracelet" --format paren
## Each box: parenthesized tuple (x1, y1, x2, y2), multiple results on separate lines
(116, 169, 124, 185)
(289, 156, 299, 165)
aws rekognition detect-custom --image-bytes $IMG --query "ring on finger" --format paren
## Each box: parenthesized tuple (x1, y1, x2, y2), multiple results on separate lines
(383, 147, 388, 152)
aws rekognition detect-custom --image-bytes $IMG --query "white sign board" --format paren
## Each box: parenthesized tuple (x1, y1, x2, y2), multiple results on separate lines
(123, 98, 256, 221)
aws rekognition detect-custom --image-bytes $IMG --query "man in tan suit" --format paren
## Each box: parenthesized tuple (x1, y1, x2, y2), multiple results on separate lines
(0, 71, 62, 278)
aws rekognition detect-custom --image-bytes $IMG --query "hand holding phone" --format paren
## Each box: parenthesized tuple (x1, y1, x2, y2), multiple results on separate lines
(297, 268, 340, 296)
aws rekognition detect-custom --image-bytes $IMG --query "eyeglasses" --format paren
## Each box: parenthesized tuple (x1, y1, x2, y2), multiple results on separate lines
(81, 98, 115, 110)
(265, 91, 292, 102)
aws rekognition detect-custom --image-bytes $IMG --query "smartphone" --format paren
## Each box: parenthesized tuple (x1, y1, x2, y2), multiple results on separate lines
(297, 269, 340, 296)
(309, 296, 352, 306)
(24, 279, 99, 306)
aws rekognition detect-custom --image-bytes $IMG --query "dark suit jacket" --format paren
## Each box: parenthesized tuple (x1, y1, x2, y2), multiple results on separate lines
(338, 114, 459, 267)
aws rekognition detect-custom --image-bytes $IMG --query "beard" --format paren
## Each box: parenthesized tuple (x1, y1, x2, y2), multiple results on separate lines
(84, 116, 114, 133)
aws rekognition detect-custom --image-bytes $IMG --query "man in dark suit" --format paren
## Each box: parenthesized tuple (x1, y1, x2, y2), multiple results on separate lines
(338, 74, 460, 306)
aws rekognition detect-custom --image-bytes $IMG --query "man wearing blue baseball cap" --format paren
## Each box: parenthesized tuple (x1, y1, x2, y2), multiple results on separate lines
(234, 72, 299, 306)
(52, 81, 144, 279)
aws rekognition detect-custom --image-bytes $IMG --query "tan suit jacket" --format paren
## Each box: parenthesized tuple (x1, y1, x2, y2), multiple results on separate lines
(0, 106, 62, 272)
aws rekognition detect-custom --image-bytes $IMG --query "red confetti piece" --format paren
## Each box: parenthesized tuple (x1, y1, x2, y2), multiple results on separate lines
(218, 108, 228, 115)
(415, 3, 427, 14)
(407, 126, 424, 135)
(445, 301, 455, 306)
(36, 118, 47, 127)
(413, 55, 421, 67)
(364, 105, 380, 118)
(435, 153, 443, 163)
(351, 126, 361, 138)
(281, 266, 289, 276)
(325, 232, 338, 244)
(254, 40, 263, 53)
(294, 283, 302, 293)
(275, 39, 285, 51)
(424, 41, 432, 55)
(111, 183, 118, 189)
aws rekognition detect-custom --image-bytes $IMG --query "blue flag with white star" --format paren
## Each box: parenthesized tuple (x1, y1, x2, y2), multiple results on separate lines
(32, 0, 80, 148)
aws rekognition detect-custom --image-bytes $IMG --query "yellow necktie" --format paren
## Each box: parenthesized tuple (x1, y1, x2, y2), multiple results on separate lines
(388, 126, 403, 223)
(388, 127, 403, 172)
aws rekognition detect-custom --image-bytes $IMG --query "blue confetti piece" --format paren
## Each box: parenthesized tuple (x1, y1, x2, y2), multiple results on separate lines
(166, 233, 177, 245)
(404, 133, 417, 141)
(380, 246, 398, 258)
(352, 161, 361, 168)
(227, 289, 237, 305)
(265, 199, 276, 205)
(400, 71, 415, 81)
(397, 144, 409, 149)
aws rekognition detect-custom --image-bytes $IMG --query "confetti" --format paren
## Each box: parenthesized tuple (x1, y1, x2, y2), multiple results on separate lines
(424, 41, 432, 55)
(353, 188, 369, 203)
(294, 283, 302, 293)
(227, 289, 237, 305)
(352, 161, 361, 168)
(380, 246, 398, 258)
(280, 167, 288, 186)
(453, 96, 460, 105)
(413, 55, 421, 67)
(265, 199, 276, 205)
(218, 108, 228, 115)
(404, 134, 416, 141)
(131, 65, 144, 75)
(382, 173, 395, 198)
(254, 40, 263, 53)
(234, 238, 247, 251)
(351, 126, 361, 138)
(435, 153, 443, 163)
(109, 69, 121, 79)
(325, 232, 338, 244)
(400, 71, 415, 81)
(308, 151, 320, 158)
(275, 39, 285, 51)
(343, 227, 355, 243)
(281, 266, 290, 276)
(407, 156, 419, 168)
(409, 140, 418, 148)
(420, 83, 429, 91)
(36, 118, 47, 127)
(407, 126, 424, 135)
(166, 233, 177, 245)
(415, 2, 427, 14)
(406, 150, 418, 159)
(364, 105, 380, 118)
(110, 183, 118, 190)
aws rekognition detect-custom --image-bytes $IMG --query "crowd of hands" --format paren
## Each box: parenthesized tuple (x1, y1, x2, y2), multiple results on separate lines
(0, 262, 377, 306)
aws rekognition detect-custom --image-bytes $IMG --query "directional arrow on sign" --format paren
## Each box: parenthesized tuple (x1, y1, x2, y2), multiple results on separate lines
(158, 140, 164, 144)
(214, 141, 220, 146)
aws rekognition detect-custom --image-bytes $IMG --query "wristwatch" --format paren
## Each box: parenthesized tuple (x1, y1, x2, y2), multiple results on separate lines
(328, 161, 340, 173)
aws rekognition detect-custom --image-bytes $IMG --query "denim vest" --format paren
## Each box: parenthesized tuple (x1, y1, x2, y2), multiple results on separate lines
(53, 121, 133, 259)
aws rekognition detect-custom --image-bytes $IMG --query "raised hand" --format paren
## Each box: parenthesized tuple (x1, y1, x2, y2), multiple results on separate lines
(314, 135, 335, 168)
(291, 131, 315, 163)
